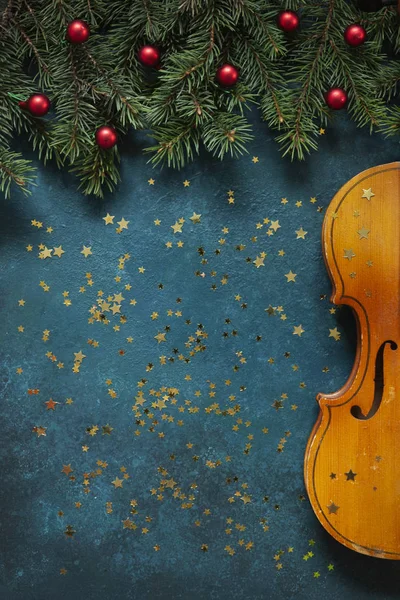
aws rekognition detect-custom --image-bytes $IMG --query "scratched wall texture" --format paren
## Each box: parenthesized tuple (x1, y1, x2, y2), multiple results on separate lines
(1, 113, 400, 600)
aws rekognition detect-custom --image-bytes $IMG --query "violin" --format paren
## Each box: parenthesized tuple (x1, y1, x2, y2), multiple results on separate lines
(304, 162, 400, 558)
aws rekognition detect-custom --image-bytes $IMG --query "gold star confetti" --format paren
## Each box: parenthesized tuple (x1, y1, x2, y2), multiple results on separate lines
(81, 246, 92, 258)
(270, 220, 281, 232)
(53, 246, 65, 258)
(103, 213, 115, 225)
(171, 221, 183, 234)
(189, 212, 201, 224)
(117, 218, 129, 230)
(112, 477, 123, 488)
(295, 227, 307, 239)
(154, 332, 166, 343)
(7, 156, 344, 589)
(293, 325, 305, 337)
(357, 226, 370, 240)
(343, 249, 355, 261)
(253, 255, 265, 268)
(285, 271, 296, 283)
(362, 188, 375, 201)
(329, 327, 341, 341)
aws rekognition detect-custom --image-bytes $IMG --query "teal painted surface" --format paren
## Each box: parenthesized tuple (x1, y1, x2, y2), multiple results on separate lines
(1, 114, 400, 600)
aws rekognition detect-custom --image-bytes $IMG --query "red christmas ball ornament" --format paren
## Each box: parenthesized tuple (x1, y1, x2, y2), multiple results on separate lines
(216, 64, 239, 87)
(66, 19, 90, 44)
(344, 24, 367, 47)
(137, 45, 161, 68)
(277, 10, 300, 32)
(324, 87, 348, 110)
(95, 126, 117, 150)
(20, 93, 51, 117)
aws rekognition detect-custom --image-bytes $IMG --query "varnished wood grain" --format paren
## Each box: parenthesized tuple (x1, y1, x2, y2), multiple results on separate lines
(304, 162, 400, 559)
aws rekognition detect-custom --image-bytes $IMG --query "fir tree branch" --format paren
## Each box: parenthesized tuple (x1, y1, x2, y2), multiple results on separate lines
(285, 0, 335, 159)
(1, 0, 400, 197)
(0, 148, 36, 198)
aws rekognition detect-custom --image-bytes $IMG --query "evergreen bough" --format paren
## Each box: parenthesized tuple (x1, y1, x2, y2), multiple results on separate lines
(1, 0, 399, 198)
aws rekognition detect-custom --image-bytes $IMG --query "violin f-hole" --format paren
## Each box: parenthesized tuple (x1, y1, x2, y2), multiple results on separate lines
(351, 340, 398, 420)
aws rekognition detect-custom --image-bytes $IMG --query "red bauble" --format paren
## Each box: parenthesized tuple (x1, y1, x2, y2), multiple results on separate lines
(66, 19, 90, 44)
(324, 87, 348, 110)
(216, 64, 239, 87)
(137, 45, 161, 68)
(344, 24, 367, 47)
(277, 10, 300, 32)
(95, 126, 117, 149)
(20, 94, 51, 117)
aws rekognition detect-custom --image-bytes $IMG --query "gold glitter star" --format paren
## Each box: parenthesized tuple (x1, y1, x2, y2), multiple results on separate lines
(117, 218, 129, 230)
(103, 213, 115, 225)
(154, 332, 166, 343)
(357, 226, 370, 240)
(252, 156, 259, 163)
(183, 180, 190, 187)
(362, 188, 375, 201)
(270, 220, 281, 232)
(285, 271, 296, 282)
(171, 221, 183, 234)
(295, 227, 307, 239)
(343, 249, 355, 260)
(112, 477, 123, 488)
(329, 327, 341, 341)
(319, 128, 325, 135)
(81, 246, 92, 258)
(148, 178, 155, 185)
(254, 255, 265, 268)
(293, 325, 304, 337)
(39, 247, 53, 259)
(281, 198, 288, 205)
(189, 212, 201, 224)
(53, 246, 65, 258)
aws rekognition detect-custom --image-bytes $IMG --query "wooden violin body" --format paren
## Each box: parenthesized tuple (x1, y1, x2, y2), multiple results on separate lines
(304, 162, 400, 559)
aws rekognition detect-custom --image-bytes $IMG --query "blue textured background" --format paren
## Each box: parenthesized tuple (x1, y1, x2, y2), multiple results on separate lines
(2, 113, 400, 600)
